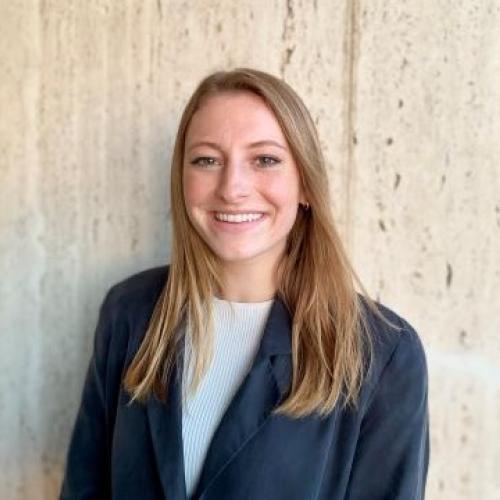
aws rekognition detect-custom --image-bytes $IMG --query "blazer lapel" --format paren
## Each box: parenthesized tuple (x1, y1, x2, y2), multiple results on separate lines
(192, 297, 293, 499)
(146, 351, 187, 500)
(145, 297, 293, 500)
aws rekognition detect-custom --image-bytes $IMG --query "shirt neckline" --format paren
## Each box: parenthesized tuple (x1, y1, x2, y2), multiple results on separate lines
(212, 295, 274, 308)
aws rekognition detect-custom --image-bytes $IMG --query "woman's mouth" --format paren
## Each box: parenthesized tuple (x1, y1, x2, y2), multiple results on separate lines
(211, 211, 267, 232)
(213, 212, 265, 223)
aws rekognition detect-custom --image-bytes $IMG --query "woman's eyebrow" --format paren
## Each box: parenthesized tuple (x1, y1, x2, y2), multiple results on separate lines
(186, 141, 221, 153)
(247, 140, 287, 150)
(186, 139, 287, 152)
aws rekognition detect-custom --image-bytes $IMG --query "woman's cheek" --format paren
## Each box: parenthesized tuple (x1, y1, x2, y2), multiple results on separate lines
(183, 172, 210, 206)
(262, 175, 300, 207)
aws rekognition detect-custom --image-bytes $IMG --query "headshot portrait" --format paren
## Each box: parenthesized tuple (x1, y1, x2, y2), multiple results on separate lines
(1, 2, 499, 500)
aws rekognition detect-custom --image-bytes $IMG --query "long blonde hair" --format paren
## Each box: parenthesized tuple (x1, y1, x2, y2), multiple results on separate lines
(123, 68, 390, 417)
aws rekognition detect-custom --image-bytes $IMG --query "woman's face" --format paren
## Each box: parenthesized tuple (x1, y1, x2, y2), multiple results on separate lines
(182, 90, 305, 271)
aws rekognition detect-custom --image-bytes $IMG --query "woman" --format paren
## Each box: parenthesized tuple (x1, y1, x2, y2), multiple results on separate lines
(60, 68, 429, 499)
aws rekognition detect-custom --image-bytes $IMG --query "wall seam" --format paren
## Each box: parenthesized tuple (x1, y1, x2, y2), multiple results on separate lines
(280, 0, 295, 77)
(342, 0, 361, 251)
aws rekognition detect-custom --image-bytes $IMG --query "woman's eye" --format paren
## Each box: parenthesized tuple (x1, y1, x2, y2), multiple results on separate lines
(257, 155, 281, 167)
(190, 157, 218, 167)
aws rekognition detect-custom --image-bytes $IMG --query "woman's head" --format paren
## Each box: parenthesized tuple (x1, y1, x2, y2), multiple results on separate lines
(124, 68, 376, 417)
(170, 68, 334, 281)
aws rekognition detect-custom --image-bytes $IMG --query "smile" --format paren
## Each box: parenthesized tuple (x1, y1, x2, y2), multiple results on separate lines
(214, 212, 265, 223)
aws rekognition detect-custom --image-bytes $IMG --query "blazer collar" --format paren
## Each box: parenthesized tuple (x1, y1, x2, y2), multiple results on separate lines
(146, 296, 293, 499)
(146, 362, 187, 499)
(254, 296, 292, 358)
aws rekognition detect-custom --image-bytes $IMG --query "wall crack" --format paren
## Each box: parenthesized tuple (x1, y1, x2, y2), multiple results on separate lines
(342, 0, 361, 249)
(280, 0, 296, 77)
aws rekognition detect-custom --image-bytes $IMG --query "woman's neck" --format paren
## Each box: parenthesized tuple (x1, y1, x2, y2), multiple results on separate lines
(216, 260, 278, 303)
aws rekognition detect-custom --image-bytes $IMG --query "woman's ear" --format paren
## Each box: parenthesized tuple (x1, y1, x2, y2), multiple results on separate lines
(299, 193, 310, 210)
(299, 189, 309, 206)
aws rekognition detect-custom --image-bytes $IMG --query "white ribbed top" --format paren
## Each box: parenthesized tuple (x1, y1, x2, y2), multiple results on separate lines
(181, 296, 274, 497)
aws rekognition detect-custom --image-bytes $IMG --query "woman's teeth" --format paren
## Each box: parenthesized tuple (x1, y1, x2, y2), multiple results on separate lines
(214, 212, 264, 223)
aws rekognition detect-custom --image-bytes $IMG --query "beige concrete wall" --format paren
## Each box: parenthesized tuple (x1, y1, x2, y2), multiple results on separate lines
(1, 1, 499, 499)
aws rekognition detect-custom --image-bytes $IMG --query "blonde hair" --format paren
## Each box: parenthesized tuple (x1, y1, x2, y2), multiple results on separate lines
(123, 68, 391, 417)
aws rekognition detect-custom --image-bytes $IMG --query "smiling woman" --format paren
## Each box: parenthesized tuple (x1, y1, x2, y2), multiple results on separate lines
(59, 69, 429, 500)
(182, 91, 306, 298)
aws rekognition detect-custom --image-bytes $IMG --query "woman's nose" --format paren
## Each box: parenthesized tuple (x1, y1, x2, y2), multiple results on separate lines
(215, 159, 251, 203)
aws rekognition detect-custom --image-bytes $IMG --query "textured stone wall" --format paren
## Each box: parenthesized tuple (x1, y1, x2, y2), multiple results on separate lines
(1, 1, 499, 499)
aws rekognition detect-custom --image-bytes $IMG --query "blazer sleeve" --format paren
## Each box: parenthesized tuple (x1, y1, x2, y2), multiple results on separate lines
(345, 323, 430, 500)
(59, 289, 120, 500)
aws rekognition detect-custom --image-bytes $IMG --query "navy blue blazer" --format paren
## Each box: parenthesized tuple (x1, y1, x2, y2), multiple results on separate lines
(59, 266, 429, 499)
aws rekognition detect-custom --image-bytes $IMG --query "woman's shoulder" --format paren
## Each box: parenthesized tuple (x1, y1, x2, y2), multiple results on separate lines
(96, 266, 171, 353)
(358, 294, 426, 357)
(357, 294, 428, 407)
(105, 265, 170, 308)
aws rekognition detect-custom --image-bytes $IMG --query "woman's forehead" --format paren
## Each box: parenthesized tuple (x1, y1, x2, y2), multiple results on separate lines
(185, 91, 287, 146)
